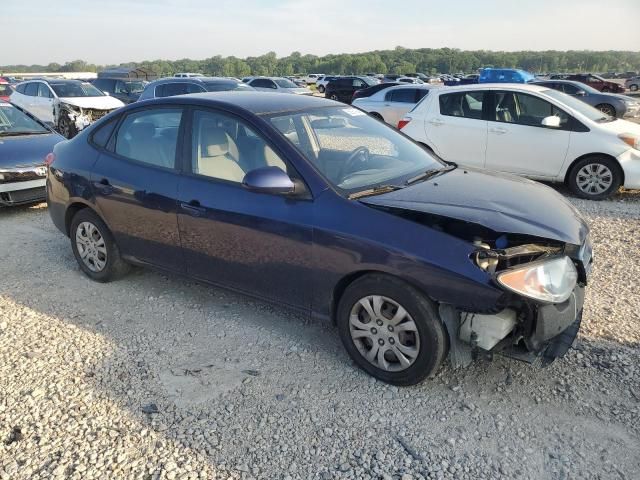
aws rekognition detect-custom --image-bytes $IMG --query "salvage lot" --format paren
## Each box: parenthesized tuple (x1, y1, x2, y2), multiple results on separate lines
(0, 186, 639, 480)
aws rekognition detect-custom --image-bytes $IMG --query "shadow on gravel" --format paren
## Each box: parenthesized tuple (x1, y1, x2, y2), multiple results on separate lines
(1, 204, 640, 479)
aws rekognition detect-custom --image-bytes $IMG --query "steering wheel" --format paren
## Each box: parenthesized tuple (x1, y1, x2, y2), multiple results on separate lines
(339, 146, 370, 183)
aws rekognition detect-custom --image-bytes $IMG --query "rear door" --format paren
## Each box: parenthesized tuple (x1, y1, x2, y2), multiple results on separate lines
(18, 83, 41, 119)
(91, 106, 185, 272)
(424, 90, 488, 167)
(484, 91, 571, 178)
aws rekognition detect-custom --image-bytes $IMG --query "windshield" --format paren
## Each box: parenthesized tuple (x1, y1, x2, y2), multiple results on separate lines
(0, 103, 49, 134)
(543, 89, 615, 122)
(268, 106, 443, 194)
(204, 81, 254, 92)
(124, 81, 145, 93)
(274, 78, 299, 88)
(50, 82, 105, 98)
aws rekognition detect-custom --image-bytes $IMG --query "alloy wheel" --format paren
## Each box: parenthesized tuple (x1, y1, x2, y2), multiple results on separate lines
(576, 163, 613, 196)
(75, 221, 107, 272)
(597, 104, 615, 117)
(349, 295, 420, 372)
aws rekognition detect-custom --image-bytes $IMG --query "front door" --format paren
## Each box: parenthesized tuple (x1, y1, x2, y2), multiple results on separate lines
(91, 106, 185, 272)
(425, 90, 488, 167)
(177, 108, 314, 309)
(484, 91, 571, 178)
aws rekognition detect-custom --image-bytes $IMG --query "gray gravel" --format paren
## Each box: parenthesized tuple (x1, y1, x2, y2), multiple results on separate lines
(1, 189, 639, 480)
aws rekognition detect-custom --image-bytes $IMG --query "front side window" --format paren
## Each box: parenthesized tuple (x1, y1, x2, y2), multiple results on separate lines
(269, 106, 443, 194)
(561, 83, 580, 94)
(439, 91, 484, 119)
(38, 83, 52, 98)
(191, 109, 288, 183)
(251, 79, 277, 89)
(493, 92, 569, 127)
(113, 108, 183, 168)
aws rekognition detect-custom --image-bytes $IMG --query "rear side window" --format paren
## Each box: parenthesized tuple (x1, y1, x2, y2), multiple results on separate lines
(439, 92, 484, 119)
(91, 116, 119, 148)
(113, 108, 183, 168)
(387, 89, 417, 103)
(15, 84, 26, 94)
(155, 82, 203, 98)
(24, 83, 39, 97)
(250, 79, 277, 89)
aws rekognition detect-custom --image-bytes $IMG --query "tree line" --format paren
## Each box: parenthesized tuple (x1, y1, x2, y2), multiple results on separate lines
(3, 48, 640, 77)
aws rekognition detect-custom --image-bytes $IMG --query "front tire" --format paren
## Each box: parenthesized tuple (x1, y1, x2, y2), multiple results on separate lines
(329, 93, 339, 101)
(595, 103, 616, 117)
(58, 115, 78, 139)
(337, 274, 447, 386)
(317, 85, 325, 93)
(70, 209, 130, 282)
(630, 84, 638, 92)
(567, 156, 622, 200)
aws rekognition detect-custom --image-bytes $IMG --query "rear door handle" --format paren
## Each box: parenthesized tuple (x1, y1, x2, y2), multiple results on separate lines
(180, 200, 206, 217)
(94, 178, 114, 195)
(489, 127, 508, 134)
(429, 118, 445, 126)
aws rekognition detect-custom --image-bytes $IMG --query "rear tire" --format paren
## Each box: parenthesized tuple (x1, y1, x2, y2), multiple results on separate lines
(595, 103, 616, 117)
(337, 274, 447, 386)
(70, 209, 130, 282)
(630, 84, 638, 92)
(567, 156, 622, 200)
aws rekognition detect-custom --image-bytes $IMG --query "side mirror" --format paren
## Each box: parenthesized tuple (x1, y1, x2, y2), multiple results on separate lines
(104, 91, 110, 96)
(541, 115, 561, 128)
(242, 166, 295, 194)
(575, 90, 586, 96)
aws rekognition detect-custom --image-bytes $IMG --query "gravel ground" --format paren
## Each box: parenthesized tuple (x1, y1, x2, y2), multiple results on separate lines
(1, 188, 639, 480)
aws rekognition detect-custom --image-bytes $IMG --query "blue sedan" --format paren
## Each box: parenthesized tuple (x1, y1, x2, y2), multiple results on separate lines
(47, 92, 591, 385)
(0, 102, 64, 206)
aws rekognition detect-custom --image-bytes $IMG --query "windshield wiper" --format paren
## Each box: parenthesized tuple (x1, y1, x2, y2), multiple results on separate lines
(0, 131, 49, 137)
(348, 184, 403, 200)
(405, 165, 455, 186)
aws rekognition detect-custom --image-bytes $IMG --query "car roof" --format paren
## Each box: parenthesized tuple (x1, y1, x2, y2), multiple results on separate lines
(147, 76, 239, 86)
(142, 91, 338, 115)
(432, 83, 550, 93)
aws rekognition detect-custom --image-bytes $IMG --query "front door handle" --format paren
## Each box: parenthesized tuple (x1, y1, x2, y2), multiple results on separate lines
(429, 118, 445, 126)
(180, 200, 206, 217)
(489, 127, 508, 134)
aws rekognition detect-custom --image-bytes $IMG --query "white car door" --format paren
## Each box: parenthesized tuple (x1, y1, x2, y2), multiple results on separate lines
(34, 83, 55, 124)
(424, 90, 488, 168)
(484, 91, 570, 178)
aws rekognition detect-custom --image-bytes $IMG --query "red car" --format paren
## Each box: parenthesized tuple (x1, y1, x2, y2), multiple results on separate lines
(566, 74, 625, 93)
(0, 81, 12, 102)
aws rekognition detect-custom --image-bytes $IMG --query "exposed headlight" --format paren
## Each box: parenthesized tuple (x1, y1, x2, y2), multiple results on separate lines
(619, 133, 640, 150)
(497, 256, 577, 303)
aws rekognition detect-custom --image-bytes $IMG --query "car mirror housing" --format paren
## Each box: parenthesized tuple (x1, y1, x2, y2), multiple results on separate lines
(242, 166, 296, 194)
(576, 90, 586, 96)
(541, 115, 561, 128)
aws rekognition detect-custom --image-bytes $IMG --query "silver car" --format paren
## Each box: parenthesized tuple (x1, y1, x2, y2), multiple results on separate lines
(352, 84, 435, 127)
(247, 77, 313, 95)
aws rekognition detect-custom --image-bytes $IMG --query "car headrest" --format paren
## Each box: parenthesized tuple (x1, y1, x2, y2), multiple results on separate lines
(128, 121, 155, 139)
(202, 127, 230, 157)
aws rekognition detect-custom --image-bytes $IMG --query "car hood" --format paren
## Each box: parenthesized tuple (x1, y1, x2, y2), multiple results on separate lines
(595, 116, 640, 135)
(0, 132, 64, 168)
(360, 168, 589, 245)
(59, 96, 125, 110)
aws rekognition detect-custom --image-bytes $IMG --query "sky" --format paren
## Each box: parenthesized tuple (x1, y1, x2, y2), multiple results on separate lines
(2, 0, 639, 66)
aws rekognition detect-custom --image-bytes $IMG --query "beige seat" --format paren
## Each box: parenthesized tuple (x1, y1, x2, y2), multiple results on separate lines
(263, 145, 288, 172)
(196, 127, 245, 182)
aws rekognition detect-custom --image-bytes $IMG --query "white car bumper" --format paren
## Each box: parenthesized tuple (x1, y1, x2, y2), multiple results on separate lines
(618, 149, 640, 189)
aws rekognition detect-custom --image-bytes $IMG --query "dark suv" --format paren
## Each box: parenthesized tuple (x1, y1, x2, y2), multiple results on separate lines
(565, 74, 624, 93)
(325, 77, 376, 104)
(92, 78, 146, 104)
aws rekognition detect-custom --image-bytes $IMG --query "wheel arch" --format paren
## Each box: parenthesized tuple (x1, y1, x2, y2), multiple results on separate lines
(563, 152, 625, 185)
(330, 269, 435, 324)
(64, 201, 100, 236)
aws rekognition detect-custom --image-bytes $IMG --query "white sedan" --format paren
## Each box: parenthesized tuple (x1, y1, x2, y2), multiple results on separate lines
(399, 83, 640, 199)
(353, 84, 434, 127)
(247, 77, 313, 95)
